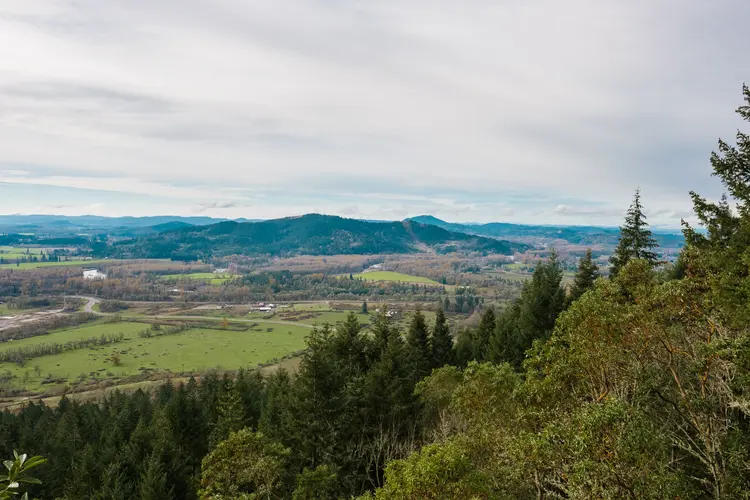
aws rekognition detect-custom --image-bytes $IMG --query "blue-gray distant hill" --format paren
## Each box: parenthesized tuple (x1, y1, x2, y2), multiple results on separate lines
(109, 214, 529, 259)
(408, 215, 685, 248)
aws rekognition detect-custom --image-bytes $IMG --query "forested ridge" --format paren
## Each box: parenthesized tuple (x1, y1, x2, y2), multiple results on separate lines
(104, 214, 528, 260)
(3, 87, 750, 499)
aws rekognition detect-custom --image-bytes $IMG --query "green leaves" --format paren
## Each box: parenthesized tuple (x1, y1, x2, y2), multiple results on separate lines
(0, 451, 45, 500)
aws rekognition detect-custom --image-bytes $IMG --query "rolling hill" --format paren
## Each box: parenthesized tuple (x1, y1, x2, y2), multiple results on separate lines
(108, 214, 530, 259)
(408, 215, 685, 248)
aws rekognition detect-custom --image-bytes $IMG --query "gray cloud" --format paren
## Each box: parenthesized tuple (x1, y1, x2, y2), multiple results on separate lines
(0, 0, 747, 225)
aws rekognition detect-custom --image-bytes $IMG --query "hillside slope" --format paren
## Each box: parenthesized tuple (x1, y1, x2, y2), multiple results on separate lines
(110, 214, 529, 259)
(408, 215, 685, 248)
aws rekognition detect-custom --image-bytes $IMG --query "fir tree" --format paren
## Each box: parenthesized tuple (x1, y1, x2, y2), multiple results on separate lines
(569, 249, 600, 303)
(361, 300, 368, 314)
(430, 308, 454, 368)
(610, 189, 659, 276)
(209, 384, 245, 449)
(471, 308, 496, 361)
(406, 309, 431, 379)
(489, 253, 566, 369)
(139, 454, 174, 500)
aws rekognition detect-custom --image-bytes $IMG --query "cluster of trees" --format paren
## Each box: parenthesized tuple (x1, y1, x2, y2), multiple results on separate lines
(357, 85, 750, 498)
(0, 269, 466, 305)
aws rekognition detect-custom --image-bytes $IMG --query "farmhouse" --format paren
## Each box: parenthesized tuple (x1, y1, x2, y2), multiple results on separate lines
(83, 269, 107, 280)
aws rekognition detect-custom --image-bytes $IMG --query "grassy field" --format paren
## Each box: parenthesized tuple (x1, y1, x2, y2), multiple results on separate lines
(351, 271, 442, 285)
(0, 246, 44, 260)
(0, 320, 311, 393)
(290, 302, 331, 312)
(0, 321, 146, 351)
(0, 259, 112, 270)
(161, 272, 239, 285)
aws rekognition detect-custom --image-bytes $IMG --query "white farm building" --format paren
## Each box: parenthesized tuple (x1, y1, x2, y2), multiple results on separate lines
(83, 269, 107, 280)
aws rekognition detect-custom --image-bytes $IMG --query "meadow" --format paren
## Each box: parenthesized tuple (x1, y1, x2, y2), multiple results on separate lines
(0, 259, 113, 270)
(351, 271, 442, 285)
(0, 246, 44, 260)
(0, 319, 311, 393)
(160, 272, 239, 285)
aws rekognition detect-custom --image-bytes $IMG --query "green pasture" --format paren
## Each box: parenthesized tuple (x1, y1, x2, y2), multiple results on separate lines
(161, 272, 239, 285)
(351, 271, 441, 285)
(0, 246, 44, 260)
(0, 321, 146, 352)
(0, 259, 112, 270)
(290, 302, 331, 311)
(0, 320, 311, 393)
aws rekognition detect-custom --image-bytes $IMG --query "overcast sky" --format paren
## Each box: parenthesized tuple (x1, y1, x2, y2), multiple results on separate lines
(0, 0, 748, 226)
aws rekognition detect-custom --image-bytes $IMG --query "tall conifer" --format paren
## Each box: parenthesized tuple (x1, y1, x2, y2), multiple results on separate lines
(569, 249, 600, 303)
(610, 189, 659, 276)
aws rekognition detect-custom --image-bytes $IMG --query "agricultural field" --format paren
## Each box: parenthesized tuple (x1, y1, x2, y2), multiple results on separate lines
(0, 319, 311, 394)
(0, 246, 44, 260)
(351, 271, 442, 285)
(0, 258, 112, 270)
(160, 272, 240, 285)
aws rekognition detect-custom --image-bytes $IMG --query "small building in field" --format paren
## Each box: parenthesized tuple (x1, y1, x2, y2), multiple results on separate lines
(83, 269, 107, 280)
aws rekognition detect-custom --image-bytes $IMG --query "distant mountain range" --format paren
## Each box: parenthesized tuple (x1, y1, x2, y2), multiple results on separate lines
(0, 213, 685, 253)
(0, 215, 259, 237)
(407, 215, 685, 248)
(107, 214, 529, 259)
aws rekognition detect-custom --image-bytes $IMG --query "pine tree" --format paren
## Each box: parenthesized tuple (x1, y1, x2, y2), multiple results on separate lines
(569, 249, 600, 303)
(490, 253, 566, 369)
(685, 84, 750, 326)
(610, 189, 659, 276)
(371, 308, 393, 360)
(471, 308, 496, 361)
(361, 300, 368, 314)
(209, 384, 245, 449)
(430, 308, 454, 368)
(406, 309, 431, 379)
(139, 454, 174, 500)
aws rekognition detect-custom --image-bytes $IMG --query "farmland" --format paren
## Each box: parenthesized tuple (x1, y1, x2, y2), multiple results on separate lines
(351, 271, 442, 285)
(160, 272, 240, 285)
(0, 246, 44, 260)
(0, 258, 113, 270)
(0, 319, 311, 393)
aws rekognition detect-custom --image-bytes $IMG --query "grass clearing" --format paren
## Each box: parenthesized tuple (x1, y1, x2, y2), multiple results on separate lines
(161, 272, 239, 285)
(290, 302, 331, 312)
(351, 271, 442, 285)
(0, 320, 311, 393)
(0, 321, 146, 352)
(0, 259, 113, 270)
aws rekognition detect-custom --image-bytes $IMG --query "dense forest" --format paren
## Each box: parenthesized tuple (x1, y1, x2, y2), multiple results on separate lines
(3, 87, 750, 499)
(103, 215, 528, 260)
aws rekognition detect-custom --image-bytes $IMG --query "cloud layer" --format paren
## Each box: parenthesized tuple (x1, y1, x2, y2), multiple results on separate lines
(1, 0, 748, 225)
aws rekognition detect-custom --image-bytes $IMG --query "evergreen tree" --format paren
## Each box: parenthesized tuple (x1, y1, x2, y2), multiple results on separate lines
(406, 309, 431, 379)
(209, 384, 244, 449)
(370, 308, 394, 360)
(471, 308, 496, 361)
(609, 189, 659, 276)
(569, 249, 600, 303)
(139, 454, 174, 500)
(489, 253, 566, 369)
(430, 308, 454, 368)
(361, 300, 368, 314)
